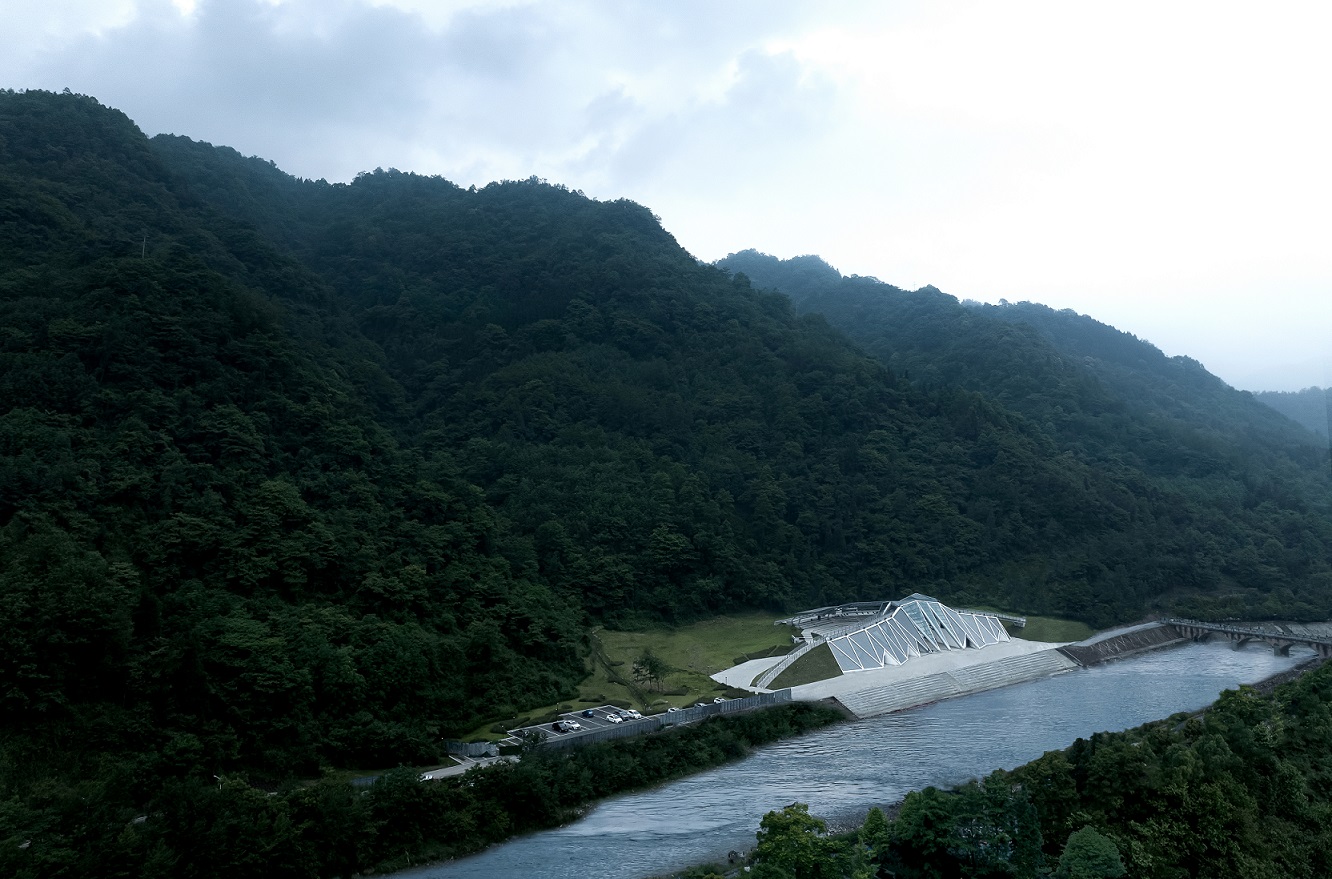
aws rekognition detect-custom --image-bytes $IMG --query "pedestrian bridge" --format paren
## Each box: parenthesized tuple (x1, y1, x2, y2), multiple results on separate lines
(1163, 619, 1332, 658)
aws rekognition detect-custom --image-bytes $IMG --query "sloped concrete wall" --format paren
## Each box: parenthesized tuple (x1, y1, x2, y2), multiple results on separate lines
(1057, 623, 1186, 666)
(834, 648, 1078, 719)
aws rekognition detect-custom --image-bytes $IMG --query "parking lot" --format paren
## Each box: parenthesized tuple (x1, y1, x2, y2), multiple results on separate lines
(506, 704, 650, 744)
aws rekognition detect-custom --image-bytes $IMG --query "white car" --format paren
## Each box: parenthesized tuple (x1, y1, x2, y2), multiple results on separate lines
(622, 709, 642, 720)
(605, 713, 623, 723)
(564, 719, 582, 730)
(713, 697, 726, 704)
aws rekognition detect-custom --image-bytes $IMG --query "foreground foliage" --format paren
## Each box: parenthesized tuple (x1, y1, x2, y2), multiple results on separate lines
(0, 703, 842, 878)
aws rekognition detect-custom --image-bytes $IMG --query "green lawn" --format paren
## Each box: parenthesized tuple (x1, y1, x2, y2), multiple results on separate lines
(595, 613, 798, 710)
(1010, 615, 1096, 643)
(462, 612, 796, 739)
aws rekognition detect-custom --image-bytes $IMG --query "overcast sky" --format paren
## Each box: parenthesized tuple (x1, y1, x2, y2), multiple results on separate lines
(6, 0, 1329, 392)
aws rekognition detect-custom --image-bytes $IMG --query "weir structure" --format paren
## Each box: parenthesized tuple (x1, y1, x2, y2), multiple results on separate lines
(1164, 618, 1332, 658)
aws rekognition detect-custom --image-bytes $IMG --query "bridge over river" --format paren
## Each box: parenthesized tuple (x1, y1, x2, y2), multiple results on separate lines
(1164, 618, 1332, 658)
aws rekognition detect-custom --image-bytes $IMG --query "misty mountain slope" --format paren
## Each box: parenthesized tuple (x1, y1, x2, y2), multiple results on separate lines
(149, 129, 1332, 627)
(720, 249, 1332, 609)
(721, 249, 1327, 477)
(1256, 387, 1330, 441)
(152, 131, 1115, 621)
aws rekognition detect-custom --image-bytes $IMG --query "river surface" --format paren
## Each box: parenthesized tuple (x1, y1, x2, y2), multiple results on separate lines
(408, 641, 1311, 879)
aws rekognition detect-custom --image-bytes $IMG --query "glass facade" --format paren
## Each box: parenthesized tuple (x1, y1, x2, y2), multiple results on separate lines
(824, 594, 1010, 672)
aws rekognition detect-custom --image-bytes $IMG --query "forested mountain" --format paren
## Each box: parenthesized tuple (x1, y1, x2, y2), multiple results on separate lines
(2, 90, 1332, 875)
(721, 249, 1332, 617)
(1255, 386, 1330, 441)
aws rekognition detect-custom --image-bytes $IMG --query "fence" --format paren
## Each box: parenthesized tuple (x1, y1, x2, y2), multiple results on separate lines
(537, 689, 793, 750)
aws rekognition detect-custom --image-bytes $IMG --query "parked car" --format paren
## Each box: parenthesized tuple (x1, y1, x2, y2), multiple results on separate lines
(666, 707, 680, 713)
(581, 709, 595, 718)
(623, 709, 643, 720)
(605, 713, 623, 723)
(564, 719, 582, 730)
(713, 697, 727, 704)
(551, 722, 566, 732)
(694, 702, 709, 708)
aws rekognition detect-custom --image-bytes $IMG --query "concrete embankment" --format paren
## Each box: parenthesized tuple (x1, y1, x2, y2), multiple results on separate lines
(830, 648, 1079, 718)
(1057, 622, 1187, 666)
(779, 639, 1079, 720)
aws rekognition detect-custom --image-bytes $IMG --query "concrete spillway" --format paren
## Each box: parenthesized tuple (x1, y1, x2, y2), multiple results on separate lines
(1057, 621, 1187, 665)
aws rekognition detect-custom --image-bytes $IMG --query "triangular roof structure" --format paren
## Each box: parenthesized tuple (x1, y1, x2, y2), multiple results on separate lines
(822, 595, 1010, 672)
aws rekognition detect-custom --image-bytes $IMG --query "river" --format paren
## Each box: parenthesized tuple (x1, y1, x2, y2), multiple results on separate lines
(406, 641, 1311, 879)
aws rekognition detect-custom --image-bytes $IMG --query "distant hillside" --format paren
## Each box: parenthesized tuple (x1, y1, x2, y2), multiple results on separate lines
(1255, 387, 1330, 440)
(721, 249, 1332, 612)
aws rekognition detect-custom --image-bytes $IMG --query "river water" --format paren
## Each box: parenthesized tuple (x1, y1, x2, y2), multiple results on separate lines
(408, 641, 1311, 879)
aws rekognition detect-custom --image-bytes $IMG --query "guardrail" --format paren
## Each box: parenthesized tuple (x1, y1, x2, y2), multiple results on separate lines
(777, 602, 891, 628)
(958, 609, 1027, 628)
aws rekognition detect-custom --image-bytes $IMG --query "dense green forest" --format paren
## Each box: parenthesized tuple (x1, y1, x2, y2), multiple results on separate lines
(2, 90, 1331, 875)
(720, 250, 1332, 621)
(1255, 387, 1330, 442)
(717, 660, 1332, 879)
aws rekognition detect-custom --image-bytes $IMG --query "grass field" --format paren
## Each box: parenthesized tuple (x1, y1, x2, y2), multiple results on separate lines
(463, 612, 796, 740)
(1009, 615, 1096, 643)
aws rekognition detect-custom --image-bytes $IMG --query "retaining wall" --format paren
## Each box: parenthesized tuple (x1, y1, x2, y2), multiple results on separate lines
(444, 740, 499, 758)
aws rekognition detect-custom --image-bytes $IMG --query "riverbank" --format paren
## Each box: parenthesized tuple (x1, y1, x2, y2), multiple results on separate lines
(1249, 654, 1326, 695)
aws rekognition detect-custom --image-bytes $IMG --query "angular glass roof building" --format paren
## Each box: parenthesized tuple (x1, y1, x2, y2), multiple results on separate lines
(822, 593, 1010, 672)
